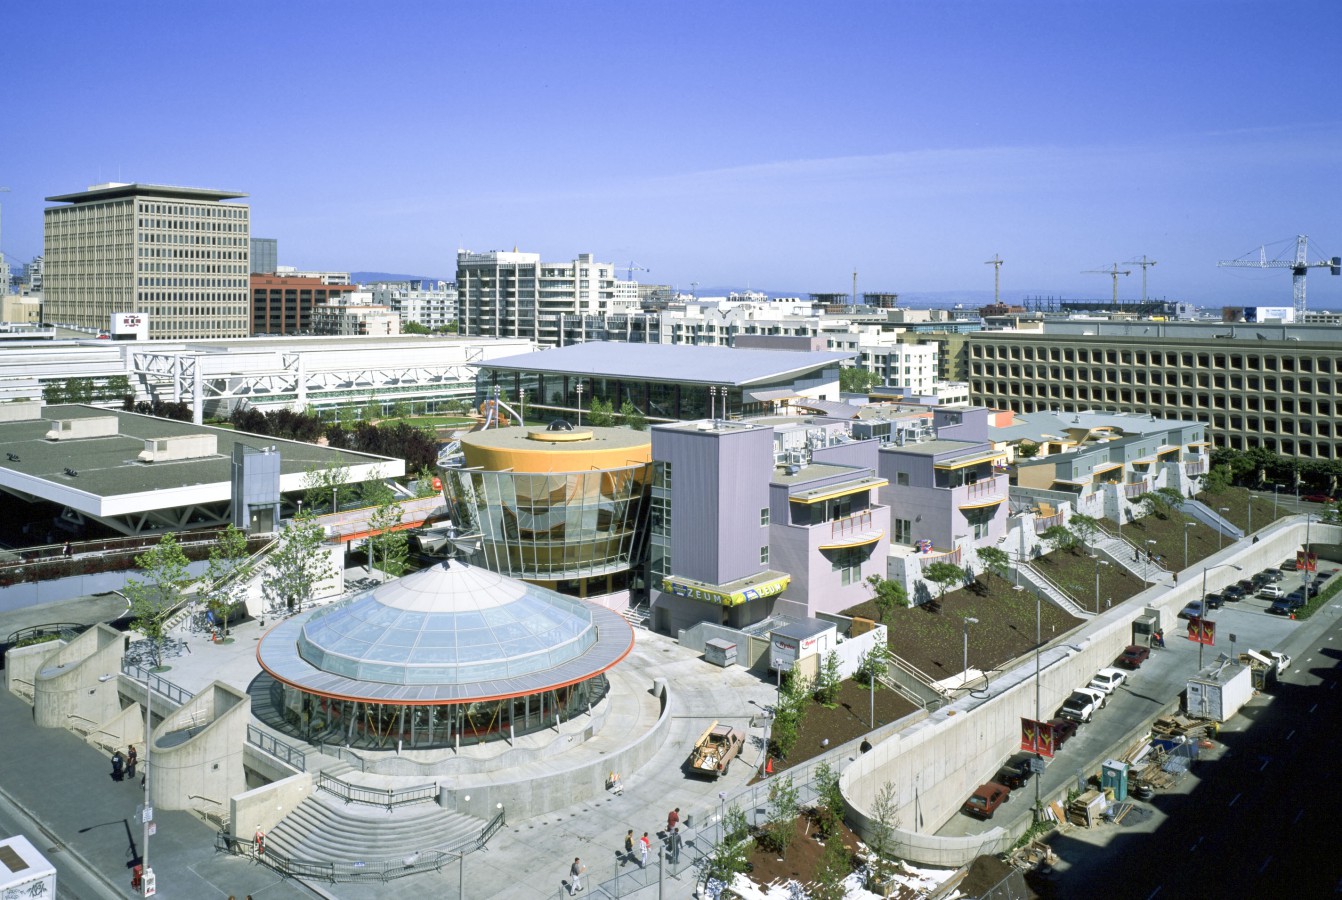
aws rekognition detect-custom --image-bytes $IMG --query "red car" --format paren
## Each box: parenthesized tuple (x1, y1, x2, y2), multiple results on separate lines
(1048, 717, 1078, 749)
(1302, 494, 1335, 505)
(1117, 645, 1150, 669)
(961, 782, 1011, 819)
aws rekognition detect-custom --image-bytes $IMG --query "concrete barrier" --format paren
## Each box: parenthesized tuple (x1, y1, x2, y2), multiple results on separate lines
(151, 681, 250, 813)
(33, 624, 125, 730)
(230, 772, 315, 842)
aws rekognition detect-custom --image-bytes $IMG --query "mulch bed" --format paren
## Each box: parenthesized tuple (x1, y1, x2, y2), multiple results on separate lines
(740, 810, 864, 894)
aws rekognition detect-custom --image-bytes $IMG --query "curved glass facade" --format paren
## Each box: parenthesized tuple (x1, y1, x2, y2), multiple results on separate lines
(446, 464, 651, 582)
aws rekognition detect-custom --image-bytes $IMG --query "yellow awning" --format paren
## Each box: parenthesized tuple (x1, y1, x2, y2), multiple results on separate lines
(958, 497, 1005, 510)
(934, 452, 1007, 471)
(819, 529, 885, 551)
(790, 477, 888, 505)
(1092, 462, 1123, 474)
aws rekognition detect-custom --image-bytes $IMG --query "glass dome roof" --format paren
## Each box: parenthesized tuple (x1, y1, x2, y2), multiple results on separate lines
(295, 560, 598, 686)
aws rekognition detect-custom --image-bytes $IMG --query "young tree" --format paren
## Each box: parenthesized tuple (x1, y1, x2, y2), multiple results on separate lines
(865, 574, 907, 622)
(1015, 441, 1041, 459)
(201, 525, 250, 640)
(262, 513, 332, 616)
(391, 399, 412, 420)
(357, 473, 395, 508)
(1040, 523, 1077, 553)
(125, 532, 196, 668)
(367, 497, 409, 577)
(705, 803, 751, 887)
(839, 366, 882, 393)
(302, 464, 352, 514)
(770, 669, 811, 760)
(619, 399, 648, 431)
(856, 641, 890, 687)
(814, 760, 845, 837)
(976, 546, 1011, 582)
(1068, 513, 1101, 551)
(1136, 486, 1187, 519)
(360, 395, 381, 422)
(869, 779, 900, 861)
(766, 773, 801, 858)
(923, 561, 964, 602)
(586, 396, 616, 427)
(810, 831, 854, 900)
(812, 651, 842, 708)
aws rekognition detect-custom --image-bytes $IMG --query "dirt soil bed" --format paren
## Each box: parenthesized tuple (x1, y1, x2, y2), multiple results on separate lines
(741, 811, 864, 895)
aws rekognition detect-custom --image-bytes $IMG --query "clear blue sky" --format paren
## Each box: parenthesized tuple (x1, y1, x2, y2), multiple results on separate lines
(6, 0, 1341, 306)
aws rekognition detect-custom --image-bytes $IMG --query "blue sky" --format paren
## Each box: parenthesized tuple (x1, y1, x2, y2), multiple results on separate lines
(5, 0, 1341, 306)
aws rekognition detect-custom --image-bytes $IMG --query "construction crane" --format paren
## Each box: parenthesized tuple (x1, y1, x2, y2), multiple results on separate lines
(0, 188, 10, 288)
(624, 261, 648, 281)
(984, 255, 1003, 304)
(1123, 255, 1157, 302)
(1218, 235, 1340, 320)
(1083, 264, 1131, 310)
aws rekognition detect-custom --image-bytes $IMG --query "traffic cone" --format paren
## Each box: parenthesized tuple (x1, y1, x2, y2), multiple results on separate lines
(765, 757, 773, 775)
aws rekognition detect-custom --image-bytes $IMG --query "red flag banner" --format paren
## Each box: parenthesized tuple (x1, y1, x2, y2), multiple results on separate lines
(1037, 720, 1056, 759)
(1297, 550, 1318, 573)
(1020, 717, 1038, 753)
(1199, 619, 1216, 646)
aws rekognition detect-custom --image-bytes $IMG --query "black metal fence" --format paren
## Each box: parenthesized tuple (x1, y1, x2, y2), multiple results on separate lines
(247, 725, 307, 770)
(121, 661, 193, 705)
(216, 834, 450, 883)
(315, 772, 438, 810)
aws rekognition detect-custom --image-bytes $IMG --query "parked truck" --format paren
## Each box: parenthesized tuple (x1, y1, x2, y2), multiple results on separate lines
(689, 721, 746, 777)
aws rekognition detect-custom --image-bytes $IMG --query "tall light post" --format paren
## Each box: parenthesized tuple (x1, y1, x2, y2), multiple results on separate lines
(1091, 556, 1109, 614)
(1030, 586, 1043, 824)
(1248, 496, 1256, 535)
(141, 678, 153, 896)
(1183, 521, 1196, 571)
(1145, 539, 1157, 586)
(1016, 523, 1026, 587)
(1198, 563, 1242, 669)
(1272, 484, 1280, 518)
(1217, 507, 1230, 551)
(575, 381, 585, 426)
(961, 616, 979, 689)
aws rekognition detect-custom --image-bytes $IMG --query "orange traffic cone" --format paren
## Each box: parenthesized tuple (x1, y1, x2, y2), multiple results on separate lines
(765, 757, 774, 775)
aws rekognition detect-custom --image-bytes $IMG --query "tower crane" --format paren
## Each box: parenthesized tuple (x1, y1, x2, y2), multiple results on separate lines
(984, 255, 1003, 304)
(1123, 255, 1157, 303)
(0, 188, 10, 289)
(624, 261, 648, 281)
(1083, 264, 1130, 310)
(1218, 235, 1339, 320)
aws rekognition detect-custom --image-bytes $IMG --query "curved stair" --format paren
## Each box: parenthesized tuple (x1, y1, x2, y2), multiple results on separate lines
(266, 795, 488, 867)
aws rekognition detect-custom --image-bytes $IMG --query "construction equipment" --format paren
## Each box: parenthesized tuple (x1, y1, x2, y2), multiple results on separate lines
(1123, 255, 1158, 302)
(1083, 264, 1131, 310)
(624, 261, 648, 281)
(985, 254, 1004, 304)
(1218, 234, 1340, 320)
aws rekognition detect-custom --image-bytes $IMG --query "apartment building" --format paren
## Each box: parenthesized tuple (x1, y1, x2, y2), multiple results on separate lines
(310, 303, 400, 336)
(825, 331, 939, 393)
(251, 274, 358, 335)
(43, 183, 250, 339)
(967, 321, 1342, 459)
(369, 281, 457, 330)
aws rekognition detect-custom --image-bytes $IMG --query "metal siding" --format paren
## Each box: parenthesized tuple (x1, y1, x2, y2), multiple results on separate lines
(714, 428, 774, 584)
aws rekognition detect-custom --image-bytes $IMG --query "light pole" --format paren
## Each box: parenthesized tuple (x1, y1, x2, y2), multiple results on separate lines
(1198, 563, 1242, 669)
(1145, 539, 1157, 586)
(1092, 556, 1109, 614)
(1031, 586, 1043, 824)
(1272, 484, 1280, 518)
(962, 616, 979, 689)
(575, 381, 585, 426)
(1016, 524, 1026, 587)
(1217, 507, 1230, 551)
(141, 678, 153, 896)
(1248, 496, 1257, 535)
(708, 386, 717, 421)
(1183, 521, 1196, 570)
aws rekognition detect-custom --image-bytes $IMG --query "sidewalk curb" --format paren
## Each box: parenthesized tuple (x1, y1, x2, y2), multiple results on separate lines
(0, 779, 123, 900)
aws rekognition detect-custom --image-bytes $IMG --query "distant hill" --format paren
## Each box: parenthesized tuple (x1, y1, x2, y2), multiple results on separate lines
(349, 272, 451, 286)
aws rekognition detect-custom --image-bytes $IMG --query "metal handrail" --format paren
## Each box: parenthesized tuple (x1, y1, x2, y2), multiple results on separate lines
(5, 622, 87, 644)
(247, 725, 307, 771)
(218, 834, 451, 882)
(315, 772, 438, 811)
(120, 662, 193, 705)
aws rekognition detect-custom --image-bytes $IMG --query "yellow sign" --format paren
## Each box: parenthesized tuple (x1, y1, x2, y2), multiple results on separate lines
(660, 574, 790, 607)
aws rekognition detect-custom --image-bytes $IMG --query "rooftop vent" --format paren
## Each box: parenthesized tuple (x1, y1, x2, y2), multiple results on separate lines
(138, 434, 218, 463)
(45, 417, 119, 441)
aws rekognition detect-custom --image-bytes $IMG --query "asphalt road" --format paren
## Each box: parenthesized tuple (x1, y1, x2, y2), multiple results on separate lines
(0, 788, 118, 900)
(1047, 595, 1342, 899)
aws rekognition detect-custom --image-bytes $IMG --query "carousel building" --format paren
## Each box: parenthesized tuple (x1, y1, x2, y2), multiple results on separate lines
(255, 555, 635, 749)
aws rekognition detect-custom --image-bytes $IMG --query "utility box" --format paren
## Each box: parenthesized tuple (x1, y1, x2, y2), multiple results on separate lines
(704, 638, 737, 668)
(769, 619, 836, 672)
(1187, 660, 1253, 722)
(1101, 758, 1130, 801)
(0, 834, 57, 900)
(1132, 612, 1160, 648)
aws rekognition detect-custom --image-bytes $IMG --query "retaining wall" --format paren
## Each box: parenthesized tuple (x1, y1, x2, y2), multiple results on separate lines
(230, 772, 315, 842)
(32, 624, 125, 730)
(151, 681, 250, 812)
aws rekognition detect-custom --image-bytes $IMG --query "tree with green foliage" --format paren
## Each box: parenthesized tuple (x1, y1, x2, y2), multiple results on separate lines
(367, 497, 410, 577)
(391, 399, 412, 420)
(812, 651, 842, 708)
(412, 467, 441, 497)
(705, 803, 751, 886)
(865, 574, 907, 621)
(357, 473, 396, 507)
(1136, 487, 1186, 519)
(810, 830, 854, 900)
(856, 641, 889, 687)
(976, 546, 1011, 581)
(361, 395, 381, 422)
(402, 321, 431, 335)
(262, 513, 331, 615)
(814, 760, 844, 837)
(1203, 464, 1233, 494)
(125, 532, 196, 668)
(337, 405, 358, 430)
(302, 464, 352, 514)
(770, 669, 811, 760)
(869, 779, 899, 860)
(1041, 523, 1077, 553)
(619, 399, 648, 431)
(1015, 441, 1041, 459)
(201, 525, 249, 640)
(923, 560, 964, 601)
(1068, 513, 1101, 551)
(586, 396, 616, 427)
(766, 773, 801, 858)
(839, 366, 883, 393)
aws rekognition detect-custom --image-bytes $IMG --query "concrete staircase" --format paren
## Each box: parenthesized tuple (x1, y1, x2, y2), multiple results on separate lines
(1092, 532, 1169, 586)
(619, 602, 650, 629)
(265, 795, 487, 865)
(1018, 563, 1094, 619)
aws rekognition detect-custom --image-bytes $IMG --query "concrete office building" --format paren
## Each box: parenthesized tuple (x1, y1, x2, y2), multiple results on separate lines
(967, 320, 1342, 459)
(250, 274, 358, 335)
(249, 237, 278, 274)
(369, 281, 458, 331)
(43, 183, 251, 340)
(310, 302, 400, 337)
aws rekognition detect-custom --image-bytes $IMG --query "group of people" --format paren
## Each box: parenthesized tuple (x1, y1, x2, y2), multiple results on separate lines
(570, 807, 686, 894)
(110, 744, 138, 782)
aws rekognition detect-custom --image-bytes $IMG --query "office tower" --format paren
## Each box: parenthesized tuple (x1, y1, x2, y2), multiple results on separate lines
(250, 238, 278, 274)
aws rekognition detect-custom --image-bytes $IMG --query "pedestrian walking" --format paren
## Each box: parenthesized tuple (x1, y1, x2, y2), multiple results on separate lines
(668, 826, 683, 864)
(111, 750, 124, 782)
(623, 829, 634, 864)
(62, 541, 73, 558)
(667, 807, 680, 833)
(126, 745, 138, 779)
(1173, 572, 1178, 585)
(569, 857, 586, 893)
(639, 832, 650, 868)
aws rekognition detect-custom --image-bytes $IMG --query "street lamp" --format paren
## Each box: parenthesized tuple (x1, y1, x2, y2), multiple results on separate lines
(1145, 539, 1157, 586)
(1248, 495, 1257, 535)
(575, 381, 585, 426)
(961, 617, 979, 689)
(1272, 484, 1281, 518)
(1183, 521, 1196, 570)
(1198, 563, 1242, 669)
(1217, 507, 1230, 551)
(1091, 556, 1109, 614)
(1029, 585, 1043, 824)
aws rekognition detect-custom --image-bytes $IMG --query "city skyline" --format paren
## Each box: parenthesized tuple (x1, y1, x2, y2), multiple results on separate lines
(5, 0, 1341, 306)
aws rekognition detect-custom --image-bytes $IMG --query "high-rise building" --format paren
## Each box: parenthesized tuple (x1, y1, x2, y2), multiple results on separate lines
(250, 274, 357, 335)
(44, 183, 250, 339)
(250, 238, 278, 274)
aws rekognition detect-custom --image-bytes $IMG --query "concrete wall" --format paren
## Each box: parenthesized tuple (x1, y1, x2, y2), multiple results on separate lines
(151, 681, 250, 812)
(838, 516, 1336, 867)
(5, 639, 63, 698)
(32, 624, 125, 730)
(85, 701, 146, 755)
(230, 772, 314, 841)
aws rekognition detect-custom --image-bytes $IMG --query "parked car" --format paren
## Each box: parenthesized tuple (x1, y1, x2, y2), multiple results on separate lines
(1179, 600, 1205, 620)
(1258, 585, 1285, 600)
(995, 762, 1035, 791)
(961, 782, 1011, 819)
(1280, 558, 1299, 571)
(1117, 644, 1150, 669)
(1048, 717, 1079, 748)
(1305, 581, 1323, 597)
(1088, 668, 1128, 696)
(1204, 592, 1226, 610)
(1060, 687, 1107, 723)
(1252, 570, 1277, 587)
(1268, 591, 1307, 615)
(1302, 493, 1335, 504)
(1236, 579, 1257, 595)
(1222, 584, 1247, 601)
(1262, 568, 1285, 583)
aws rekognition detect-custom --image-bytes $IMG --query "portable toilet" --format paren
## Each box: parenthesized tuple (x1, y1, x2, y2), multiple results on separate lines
(1101, 758, 1129, 801)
